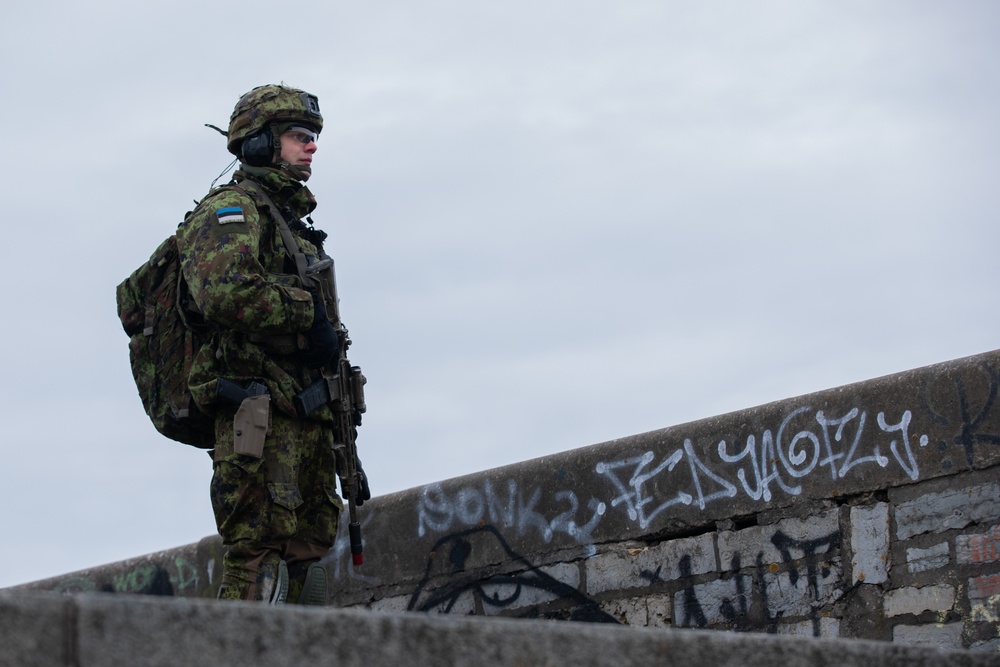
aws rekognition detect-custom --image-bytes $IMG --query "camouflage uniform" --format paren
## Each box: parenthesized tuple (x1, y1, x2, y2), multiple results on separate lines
(176, 86, 343, 603)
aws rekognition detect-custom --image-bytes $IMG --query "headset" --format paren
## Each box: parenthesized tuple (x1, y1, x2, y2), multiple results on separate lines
(240, 127, 275, 167)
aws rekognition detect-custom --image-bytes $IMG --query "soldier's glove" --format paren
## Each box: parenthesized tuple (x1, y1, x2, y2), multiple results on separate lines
(355, 457, 372, 506)
(300, 297, 339, 368)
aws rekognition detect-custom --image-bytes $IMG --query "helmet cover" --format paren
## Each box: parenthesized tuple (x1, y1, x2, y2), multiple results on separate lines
(227, 84, 323, 157)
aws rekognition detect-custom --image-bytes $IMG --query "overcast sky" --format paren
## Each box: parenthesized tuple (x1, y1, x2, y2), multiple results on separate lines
(0, 1, 997, 589)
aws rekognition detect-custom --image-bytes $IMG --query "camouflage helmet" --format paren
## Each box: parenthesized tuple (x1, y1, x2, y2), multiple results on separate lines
(227, 84, 323, 158)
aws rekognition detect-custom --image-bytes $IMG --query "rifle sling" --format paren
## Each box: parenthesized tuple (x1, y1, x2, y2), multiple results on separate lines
(235, 179, 311, 286)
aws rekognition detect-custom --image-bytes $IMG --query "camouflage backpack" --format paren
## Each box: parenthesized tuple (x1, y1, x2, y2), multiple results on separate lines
(116, 226, 216, 448)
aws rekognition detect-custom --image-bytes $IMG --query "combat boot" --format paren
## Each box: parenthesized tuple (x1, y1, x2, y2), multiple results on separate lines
(259, 559, 289, 605)
(298, 562, 328, 606)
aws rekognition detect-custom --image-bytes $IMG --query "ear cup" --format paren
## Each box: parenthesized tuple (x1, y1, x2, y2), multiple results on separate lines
(240, 128, 274, 167)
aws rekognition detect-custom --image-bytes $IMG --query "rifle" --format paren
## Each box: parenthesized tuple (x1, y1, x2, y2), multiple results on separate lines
(295, 252, 368, 567)
(241, 179, 370, 567)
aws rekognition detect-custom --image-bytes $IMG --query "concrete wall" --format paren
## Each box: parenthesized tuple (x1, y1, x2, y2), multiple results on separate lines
(15, 349, 1000, 652)
(6, 591, 996, 667)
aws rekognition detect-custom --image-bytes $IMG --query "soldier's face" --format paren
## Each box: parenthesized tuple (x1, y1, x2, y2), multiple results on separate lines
(279, 127, 318, 168)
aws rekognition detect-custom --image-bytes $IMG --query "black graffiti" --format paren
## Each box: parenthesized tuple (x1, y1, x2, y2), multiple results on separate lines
(771, 529, 841, 601)
(678, 554, 708, 627)
(678, 529, 841, 637)
(407, 525, 619, 623)
(924, 362, 1000, 467)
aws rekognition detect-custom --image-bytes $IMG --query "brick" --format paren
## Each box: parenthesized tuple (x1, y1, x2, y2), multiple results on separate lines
(851, 503, 889, 584)
(368, 595, 412, 614)
(775, 617, 841, 638)
(971, 638, 1000, 651)
(763, 564, 844, 618)
(586, 534, 715, 596)
(956, 524, 1000, 565)
(894, 482, 1000, 540)
(968, 574, 1000, 602)
(906, 542, 950, 574)
(717, 510, 839, 569)
(673, 574, 753, 627)
(883, 585, 956, 617)
(600, 594, 671, 627)
(967, 575, 1000, 623)
(892, 622, 964, 649)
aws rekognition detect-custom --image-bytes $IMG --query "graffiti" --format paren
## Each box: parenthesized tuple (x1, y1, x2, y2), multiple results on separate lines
(770, 529, 842, 604)
(416, 479, 606, 544)
(407, 525, 618, 623)
(924, 362, 1000, 467)
(677, 529, 842, 637)
(597, 406, 927, 527)
(676, 554, 709, 628)
(48, 557, 201, 597)
(110, 564, 173, 595)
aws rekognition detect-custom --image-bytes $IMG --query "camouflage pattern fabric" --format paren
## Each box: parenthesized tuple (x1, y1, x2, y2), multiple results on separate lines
(212, 406, 342, 601)
(176, 167, 331, 420)
(176, 166, 343, 602)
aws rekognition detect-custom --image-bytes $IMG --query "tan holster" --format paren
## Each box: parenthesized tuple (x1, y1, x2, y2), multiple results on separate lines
(234, 395, 271, 458)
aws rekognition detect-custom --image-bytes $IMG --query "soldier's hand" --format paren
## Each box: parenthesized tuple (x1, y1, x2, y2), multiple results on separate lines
(300, 297, 339, 368)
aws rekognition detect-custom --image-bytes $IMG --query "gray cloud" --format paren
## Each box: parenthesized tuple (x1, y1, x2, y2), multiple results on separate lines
(1, 0, 997, 587)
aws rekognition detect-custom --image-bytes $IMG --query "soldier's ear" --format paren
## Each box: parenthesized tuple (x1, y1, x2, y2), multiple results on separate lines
(240, 128, 274, 167)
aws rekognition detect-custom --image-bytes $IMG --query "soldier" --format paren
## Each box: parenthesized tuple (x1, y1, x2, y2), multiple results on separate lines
(176, 84, 366, 604)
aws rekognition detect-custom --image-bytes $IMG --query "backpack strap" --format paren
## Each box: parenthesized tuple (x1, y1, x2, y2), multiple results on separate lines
(234, 179, 311, 285)
(231, 179, 316, 356)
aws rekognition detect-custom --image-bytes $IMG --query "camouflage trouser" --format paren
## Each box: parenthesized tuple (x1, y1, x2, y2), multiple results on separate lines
(211, 405, 343, 602)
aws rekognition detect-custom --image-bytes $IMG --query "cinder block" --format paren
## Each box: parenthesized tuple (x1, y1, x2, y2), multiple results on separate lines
(717, 510, 839, 569)
(968, 574, 1000, 623)
(968, 574, 1000, 600)
(368, 595, 412, 613)
(895, 482, 1000, 540)
(957, 524, 1000, 565)
(883, 585, 956, 617)
(673, 574, 753, 627)
(906, 543, 950, 574)
(600, 594, 671, 627)
(586, 533, 715, 596)
(969, 575, 1000, 623)
(775, 617, 841, 638)
(762, 564, 844, 618)
(892, 621, 964, 650)
(851, 503, 889, 584)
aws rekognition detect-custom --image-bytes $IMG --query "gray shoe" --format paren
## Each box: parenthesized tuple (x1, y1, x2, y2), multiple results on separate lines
(299, 562, 328, 606)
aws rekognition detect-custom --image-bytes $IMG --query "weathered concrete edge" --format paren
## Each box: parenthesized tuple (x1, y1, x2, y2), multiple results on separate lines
(9, 537, 224, 598)
(1, 591, 994, 667)
(11, 348, 1000, 606)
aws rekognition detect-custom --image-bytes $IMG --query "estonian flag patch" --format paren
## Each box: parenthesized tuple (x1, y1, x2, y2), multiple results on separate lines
(216, 206, 245, 224)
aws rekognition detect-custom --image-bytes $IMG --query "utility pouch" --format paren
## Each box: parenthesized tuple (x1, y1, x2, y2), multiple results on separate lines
(233, 395, 270, 458)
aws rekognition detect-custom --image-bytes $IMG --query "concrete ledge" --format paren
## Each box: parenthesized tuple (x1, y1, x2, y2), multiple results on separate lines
(1, 591, 994, 667)
(11, 349, 1000, 647)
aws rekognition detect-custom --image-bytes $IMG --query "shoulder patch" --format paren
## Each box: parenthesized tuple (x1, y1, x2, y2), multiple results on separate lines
(216, 207, 245, 225)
